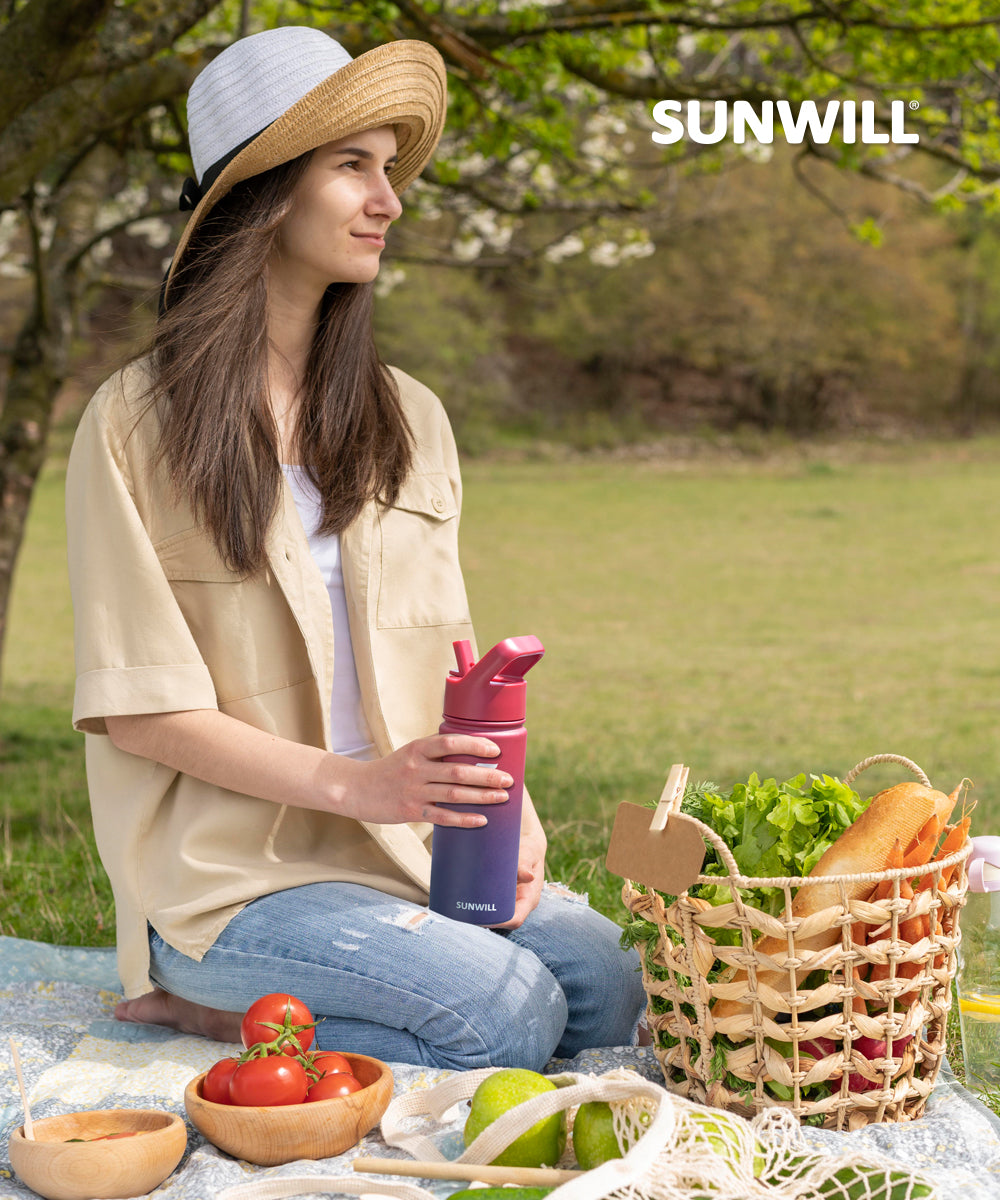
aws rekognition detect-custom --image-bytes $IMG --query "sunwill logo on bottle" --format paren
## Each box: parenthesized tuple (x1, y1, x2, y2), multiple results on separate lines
(456, 901, 498, 912)
(651, 99, 920, 146)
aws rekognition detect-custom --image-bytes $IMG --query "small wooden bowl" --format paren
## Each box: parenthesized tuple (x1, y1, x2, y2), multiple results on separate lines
(184, 1052, 393, 1166)
(8, 1109, 186, 1200)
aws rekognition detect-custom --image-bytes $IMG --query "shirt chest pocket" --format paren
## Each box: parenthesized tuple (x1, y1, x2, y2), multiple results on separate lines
(156, 526, 243, 583)
(155, 526, 311, 704)
(375, 472, 470, 630)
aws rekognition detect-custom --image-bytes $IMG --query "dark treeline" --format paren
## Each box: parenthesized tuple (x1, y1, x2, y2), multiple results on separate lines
(374, 148, 1000, 452)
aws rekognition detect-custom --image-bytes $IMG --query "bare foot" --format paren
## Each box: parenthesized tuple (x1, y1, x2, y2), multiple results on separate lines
(115, 988, 242, 1044)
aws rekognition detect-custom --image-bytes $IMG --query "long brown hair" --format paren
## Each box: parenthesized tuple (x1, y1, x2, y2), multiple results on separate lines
(151, 152, 413, 575)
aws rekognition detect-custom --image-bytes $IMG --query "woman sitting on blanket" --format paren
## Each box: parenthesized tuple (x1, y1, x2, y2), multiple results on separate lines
(66, 25, 644, 1069)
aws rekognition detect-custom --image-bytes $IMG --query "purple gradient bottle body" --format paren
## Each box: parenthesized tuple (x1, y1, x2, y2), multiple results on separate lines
(429, 636, 544, 925)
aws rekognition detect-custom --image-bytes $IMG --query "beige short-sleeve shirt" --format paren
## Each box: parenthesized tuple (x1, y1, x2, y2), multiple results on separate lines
(66, 359, 475, 997)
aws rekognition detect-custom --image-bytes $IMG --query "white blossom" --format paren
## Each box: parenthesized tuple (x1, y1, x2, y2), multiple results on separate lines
(375, 266, 407, 297)
(740, 139, 774, 164)
(531, 163, 556, 192)
(89, 238, 113, 263)
(462, 208, 513, 252)
(128, 217, 173, 249)
(0, 208, 21, 256)
(589, 237, 655, 267)
(452, 235, 483, 262)
(544, 233, 585, 263)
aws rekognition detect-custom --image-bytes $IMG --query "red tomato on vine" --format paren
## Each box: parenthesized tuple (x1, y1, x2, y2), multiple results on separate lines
(307, 1072, 363, 1101)
(310, 1051, 353, 1078)
(229, 1055, 309, 1106)
(240, 993, 315, 1056)
(202, 1057, 240, 1104)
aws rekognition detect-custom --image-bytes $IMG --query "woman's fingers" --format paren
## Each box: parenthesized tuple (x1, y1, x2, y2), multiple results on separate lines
(438, 761, 513, 790)
(431, 782, 510, 807)
(423, 805, 490, 829)
(424, 733, 502, 761)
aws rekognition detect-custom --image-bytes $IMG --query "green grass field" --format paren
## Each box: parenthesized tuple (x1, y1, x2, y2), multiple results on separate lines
(3, 432, 998, 1097)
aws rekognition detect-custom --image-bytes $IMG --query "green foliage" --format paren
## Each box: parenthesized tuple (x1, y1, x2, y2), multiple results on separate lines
(374, 263, 511, 454)
(682, 772, 869, 902)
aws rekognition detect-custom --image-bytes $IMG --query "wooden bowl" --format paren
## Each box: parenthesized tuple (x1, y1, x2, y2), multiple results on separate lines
(184, 1052, 393, 1166)
(8, 1109, 186, 1200)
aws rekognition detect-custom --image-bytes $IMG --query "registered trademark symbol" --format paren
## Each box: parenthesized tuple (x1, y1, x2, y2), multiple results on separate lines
(909, 100, 920, 110)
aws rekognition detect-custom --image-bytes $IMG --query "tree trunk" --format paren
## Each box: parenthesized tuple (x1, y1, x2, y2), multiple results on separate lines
(0, 305, 65, 695)
(0, 145, 115, 703)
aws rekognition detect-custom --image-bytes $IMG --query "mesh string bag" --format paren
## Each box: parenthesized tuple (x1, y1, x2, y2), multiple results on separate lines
(215, 1066, 941, 1200)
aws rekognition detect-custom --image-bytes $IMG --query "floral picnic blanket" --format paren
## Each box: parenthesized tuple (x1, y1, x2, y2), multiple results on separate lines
(2, 936, 1000, 1199)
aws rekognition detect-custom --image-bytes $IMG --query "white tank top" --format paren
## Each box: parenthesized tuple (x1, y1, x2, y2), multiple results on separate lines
(281, 464, 375, 760)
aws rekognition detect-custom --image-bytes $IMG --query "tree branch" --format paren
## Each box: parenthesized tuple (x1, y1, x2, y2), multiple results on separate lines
(390, 0, 508, 78)
(460, 3, 1000, 44)
(65, 205, 178, 275)
(0, 52, 206, 208)
(803, 139, 979, 203)
(0, 0, 113, 129)
(421, 166, 647, 216)
(556, 49, 776, 103)
(72, 0, 225, 79)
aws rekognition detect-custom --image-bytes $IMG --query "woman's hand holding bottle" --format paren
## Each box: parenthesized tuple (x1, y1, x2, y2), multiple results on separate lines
(331, 734, 512, 827)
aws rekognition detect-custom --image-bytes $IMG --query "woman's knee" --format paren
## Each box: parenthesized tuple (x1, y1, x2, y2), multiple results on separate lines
(509, 889, 646, 1053)
(422, 949, 569, 1072)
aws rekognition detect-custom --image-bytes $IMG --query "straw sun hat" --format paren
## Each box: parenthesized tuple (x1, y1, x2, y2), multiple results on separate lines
(164, 25, 447, 294)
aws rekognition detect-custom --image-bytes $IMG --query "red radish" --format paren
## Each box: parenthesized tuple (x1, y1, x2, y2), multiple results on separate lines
(848, 1034, 914, 1092)
(793, 1034, 913, 1093)
(796, 1037, 838, 1064)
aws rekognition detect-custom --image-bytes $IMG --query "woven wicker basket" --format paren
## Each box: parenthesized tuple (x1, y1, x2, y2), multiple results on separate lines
(622, 754, 972, 1131)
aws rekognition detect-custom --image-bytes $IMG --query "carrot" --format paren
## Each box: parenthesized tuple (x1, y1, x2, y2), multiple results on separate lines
(850, 921, 870, 1010)
(938, 816, 972, 886)
(870, 876, 918, 989)
(904, 812, 944, 861)
(867, 838, 905, 904)
(903, 835, 936, 870)
(897, 882, 927, 1006)
(917, 816, 972, 891)
(852, 970, 868, 1015)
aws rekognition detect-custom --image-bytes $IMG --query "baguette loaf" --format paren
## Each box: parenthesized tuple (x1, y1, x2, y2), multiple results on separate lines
(710, 781, 942, 1031)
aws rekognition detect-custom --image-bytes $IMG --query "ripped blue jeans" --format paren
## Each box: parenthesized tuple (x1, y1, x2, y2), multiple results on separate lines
(148, 881, 645, 1072)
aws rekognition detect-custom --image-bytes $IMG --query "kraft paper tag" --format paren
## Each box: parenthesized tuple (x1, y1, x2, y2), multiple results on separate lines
(605, 804, 706, 894)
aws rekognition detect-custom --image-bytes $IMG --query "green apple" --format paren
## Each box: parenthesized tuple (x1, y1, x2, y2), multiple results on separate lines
(572, 1101, 622, 1169)
(464, 1069, 567, 1168)
(681, 1106, 766, 1178)
(447, 1189, 554, 1200)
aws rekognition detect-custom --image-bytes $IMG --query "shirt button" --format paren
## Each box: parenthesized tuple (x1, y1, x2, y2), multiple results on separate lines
(284, 548, 293, 561)
(432, 495, 445, 513)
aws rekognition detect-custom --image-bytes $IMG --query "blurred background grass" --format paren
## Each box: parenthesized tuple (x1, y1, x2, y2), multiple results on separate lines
(3, 423, 998, 943)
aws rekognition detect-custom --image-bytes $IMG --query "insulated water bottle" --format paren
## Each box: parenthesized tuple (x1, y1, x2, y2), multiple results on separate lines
(957, 836, 1000, 1091)
(428, 635, 544, 924)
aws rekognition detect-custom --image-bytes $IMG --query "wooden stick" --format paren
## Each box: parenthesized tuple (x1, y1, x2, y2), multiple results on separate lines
(352, 1157, 583, 1185)
(9, 1037, 33, 1140)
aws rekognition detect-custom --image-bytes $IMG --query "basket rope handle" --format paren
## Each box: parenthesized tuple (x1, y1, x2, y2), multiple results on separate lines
(844, 753, 931, 788)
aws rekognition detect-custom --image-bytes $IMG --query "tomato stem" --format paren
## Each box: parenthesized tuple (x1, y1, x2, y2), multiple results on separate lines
(240, 1002, 319, 1060)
